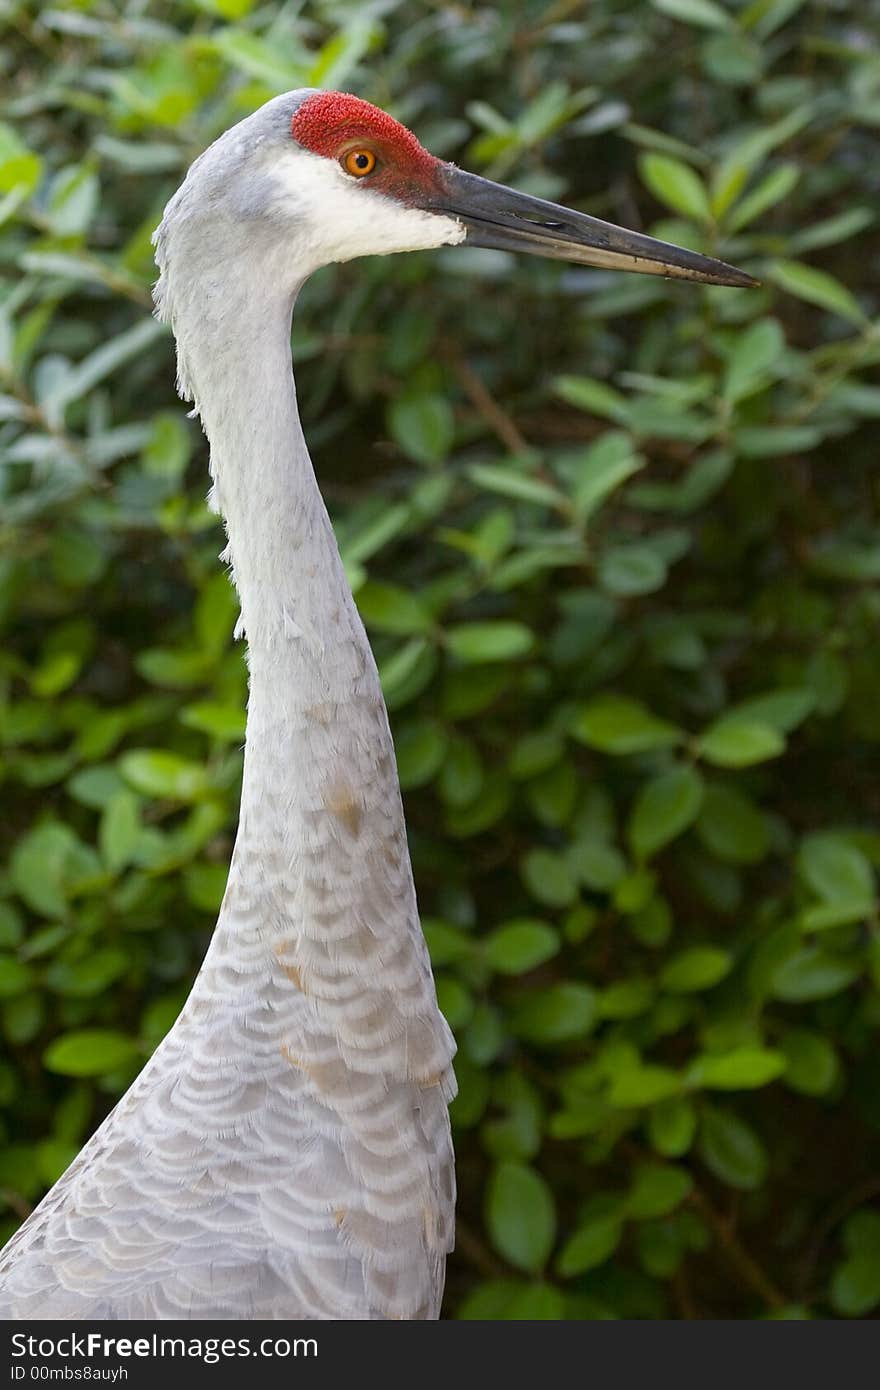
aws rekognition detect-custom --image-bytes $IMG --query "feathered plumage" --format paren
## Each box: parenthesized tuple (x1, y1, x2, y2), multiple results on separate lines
(0, 91, 457, 1321)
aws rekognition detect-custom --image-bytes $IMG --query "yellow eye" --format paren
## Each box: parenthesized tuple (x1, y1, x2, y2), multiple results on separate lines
(343, 149, 377, 178)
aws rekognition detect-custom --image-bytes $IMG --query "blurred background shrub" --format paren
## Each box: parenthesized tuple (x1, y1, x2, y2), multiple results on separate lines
(2, 0, 880, 1319)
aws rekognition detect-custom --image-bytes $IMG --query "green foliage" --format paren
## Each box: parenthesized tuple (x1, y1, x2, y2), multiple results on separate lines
(1, 0, 879, 1320)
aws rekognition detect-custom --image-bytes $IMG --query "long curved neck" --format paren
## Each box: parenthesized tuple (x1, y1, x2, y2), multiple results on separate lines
(162, 251, 454, 1101)
(182, 272, 382, 862)
(193, 285, 350, 654)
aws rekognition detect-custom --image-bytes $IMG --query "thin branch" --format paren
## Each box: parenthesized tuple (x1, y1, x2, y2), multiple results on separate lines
(689, 1188, 788, 1312)
(797, 1175, 880, 1300)
(453, 1217, 510, 1280)
(672, 1266, 699, 1320)
(448, 354, 531, 456)
(0, 1189, 33, 1222)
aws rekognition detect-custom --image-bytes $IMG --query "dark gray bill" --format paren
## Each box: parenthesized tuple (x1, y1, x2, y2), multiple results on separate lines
(430, 166, 758, 288)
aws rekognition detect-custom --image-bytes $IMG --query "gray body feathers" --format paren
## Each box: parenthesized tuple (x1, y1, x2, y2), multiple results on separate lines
(0, 91, 456, 1322)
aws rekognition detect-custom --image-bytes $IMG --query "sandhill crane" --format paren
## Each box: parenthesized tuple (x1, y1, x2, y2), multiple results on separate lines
(0, 90, 754, 1321)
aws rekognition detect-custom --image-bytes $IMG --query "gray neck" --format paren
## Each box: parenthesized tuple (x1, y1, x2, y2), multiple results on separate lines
(167, 255, 384, 863)
(157, 241, 455, 1108)
(177, 270, 344, 651)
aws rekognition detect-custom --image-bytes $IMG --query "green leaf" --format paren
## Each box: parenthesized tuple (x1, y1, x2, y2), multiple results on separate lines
(651, 0, 733, 28)
(30, 650, 82, 698)
(446, 621, 534, 663)
(639, 154, 712, 222)
(696, 718, 785, 768)
(698, 1106, 768, 1190)
(422, 919, 473, 968)
(68, 766, 125, 810)
(573, 839, 627, 892)
(388, 393, 455, 465)
(740, 0, 808, 38)
(45, 948, 128, 998)
(179, 702, 247, 741)
(697, 784, 769, 864)
(649, 1097, 697, 1157)
(772, 947, 860, 1002)
(511, 983, 598, 1045)
(790, 206, 874, 255)
(831, 1211, 880, 1315)
(798, 834, 875, 907)
(526, 762, 577, 827)
(2, 995, 43, 1046)
(779, 1029, 839, 1097)
(446, 770, 511, 837)
(571, 695, 681, 755)
(521, 848, 578, 907)
(342, 503, 411, 567)
(703, 30, 762, 85)
(141, 411, 191, 478)
(629, 449, 732, 514)
(486, 920, 560, 975)
(194, 572, 238, 657)
(136, 648, 209, 690)
(598, 542, 668, 596)
(486, 1161, 557, 1273)
(9, 822, 85, 918)
(842, 1210, 880, 1251)
(357, 581, 432, 635)
(308, 16, 377, 88)
(734, 425, 821, 460)
(379, 639, 435, 710)
(36, 1138, 79, 1186)
(508, 732, 564, 779)
(769, 259, 866, 326)
(599, 977, 655, 1019)
(47, 319, 163, 416)
(44, 1029, 140, 1078)
(435, 977, 473, 1030)
(832, 1251, 880, 1318)
(184, 863, 228, 913)
(206, 29, 307, 88)
(468, 463, 565, 509)
(726, 163, 800, 233)
(0, 1144, 43, 1200)
(0, 905, 24, 950)
(0, 122, 42, 194)
(722, 318, 785, 402)
(438, 735, 484, 807)
(456, 1281, 523, 1320)
(394, 719, 448, 789)
(687, 1047, 786, 1090)
(99, 790, 142, 873)
(119, 750, 210, 802)
(628, 766, 704, 859)
(809, 537, 880, 583)
(661, 946, 732, 992)
(731, 688, 815, 734)
(553, 375, 628, 422)
(463, 1004, 505, 1068)
(609, 1064, 681, 1108)
(571, 432, 644, 520)
(557, 1213, 622, 1276)
(502, 1282, 566, 1320)
(0, 956, 35, 999)
(627, 1163, 693, 1219)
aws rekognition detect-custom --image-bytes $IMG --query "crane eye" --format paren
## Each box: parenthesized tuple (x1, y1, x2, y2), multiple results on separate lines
(343, 149, 377, 178)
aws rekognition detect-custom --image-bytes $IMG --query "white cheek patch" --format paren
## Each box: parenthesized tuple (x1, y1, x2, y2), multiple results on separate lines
(268, 148, 465, 270)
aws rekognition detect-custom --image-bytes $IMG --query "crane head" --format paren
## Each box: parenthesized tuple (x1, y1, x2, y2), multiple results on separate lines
(155, 89, 757, 311)
(282, 90, 757, 287)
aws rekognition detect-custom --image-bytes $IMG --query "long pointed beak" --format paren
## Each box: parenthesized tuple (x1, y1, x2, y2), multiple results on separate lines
(430, 166, 758, 288)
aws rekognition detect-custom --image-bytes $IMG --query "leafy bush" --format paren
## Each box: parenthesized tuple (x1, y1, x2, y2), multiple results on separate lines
(2, 0, 880, 1319)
